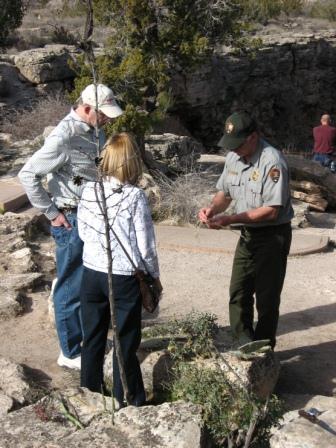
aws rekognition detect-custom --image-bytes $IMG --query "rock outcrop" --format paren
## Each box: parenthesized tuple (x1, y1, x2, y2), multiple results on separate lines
(0, 213, 48, 319)
(270, 395, 336, 448)
(0, 387, 205, 448)
(13, 45, 79, 86)
(171, 24, 336, 150)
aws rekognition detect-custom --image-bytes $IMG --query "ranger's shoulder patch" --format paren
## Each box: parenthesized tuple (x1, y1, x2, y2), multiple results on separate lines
(268, 167, 281, 183)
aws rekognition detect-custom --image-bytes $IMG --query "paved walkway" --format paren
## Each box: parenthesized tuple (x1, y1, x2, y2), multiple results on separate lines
(156, 225, 330, 257)
(0, 177, 27, 213)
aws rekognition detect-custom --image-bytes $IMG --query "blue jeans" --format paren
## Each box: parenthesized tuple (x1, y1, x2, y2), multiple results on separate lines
(50, 213, 83, 358)
(313, 153, 331, 167)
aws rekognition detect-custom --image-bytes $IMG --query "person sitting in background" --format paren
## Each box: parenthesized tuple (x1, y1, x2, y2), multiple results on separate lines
(312, 114, 336, 169)
(77, 132, 161, 407)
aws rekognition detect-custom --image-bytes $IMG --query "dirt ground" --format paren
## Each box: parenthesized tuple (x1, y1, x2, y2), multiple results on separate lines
(0, 225, 335, 411)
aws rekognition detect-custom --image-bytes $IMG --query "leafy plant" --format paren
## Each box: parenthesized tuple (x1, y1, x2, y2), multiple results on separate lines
(170, 363, 283, 447)
(144, 311, 283, 446)
(142, 311, 218, 358)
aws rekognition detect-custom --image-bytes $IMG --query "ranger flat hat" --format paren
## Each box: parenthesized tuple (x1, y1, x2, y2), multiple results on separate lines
(218, 111, 257, 150)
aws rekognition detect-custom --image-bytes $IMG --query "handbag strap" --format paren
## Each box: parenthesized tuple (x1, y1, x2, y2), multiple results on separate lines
(93, 182, 145, 274)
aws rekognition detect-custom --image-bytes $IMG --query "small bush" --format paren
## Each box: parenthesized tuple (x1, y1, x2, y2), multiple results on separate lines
(308, 0, 336, 21)
(49, 24, 79, 45)
(1, 94, 70, 140)
(145, 312, 283, 447)
(143, 311, 218, 358)
(170, 363, 283, 447)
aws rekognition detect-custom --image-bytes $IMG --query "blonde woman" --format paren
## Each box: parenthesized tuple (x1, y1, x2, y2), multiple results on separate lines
(77, 133, 160, 407)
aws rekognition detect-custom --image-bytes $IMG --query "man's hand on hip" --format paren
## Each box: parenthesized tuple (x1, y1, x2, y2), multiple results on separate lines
(50, 213, 72, 229)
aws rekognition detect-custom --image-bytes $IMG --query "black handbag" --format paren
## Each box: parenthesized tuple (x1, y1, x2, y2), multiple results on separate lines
(134, 270, 162, 313)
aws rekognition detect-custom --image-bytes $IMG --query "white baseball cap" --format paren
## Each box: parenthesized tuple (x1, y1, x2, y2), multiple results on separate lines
(81, 84, 123, 118)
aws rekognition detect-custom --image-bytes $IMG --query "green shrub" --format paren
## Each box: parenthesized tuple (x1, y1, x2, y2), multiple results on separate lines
(0, 0, 25, 46)
(143, 311, 218, 358)
(309, 0, 336, 21)
(170, 363, 283, 447)
(145, 312, 283, 447)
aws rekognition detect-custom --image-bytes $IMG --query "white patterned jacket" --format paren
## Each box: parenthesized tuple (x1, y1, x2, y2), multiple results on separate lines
(77, 178, 160, 278)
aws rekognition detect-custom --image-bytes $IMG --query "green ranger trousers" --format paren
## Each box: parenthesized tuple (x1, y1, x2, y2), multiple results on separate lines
(229, 222, 292, 348)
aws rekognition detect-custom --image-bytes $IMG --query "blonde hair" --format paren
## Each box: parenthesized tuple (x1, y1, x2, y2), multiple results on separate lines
(100, 133, 143, 184)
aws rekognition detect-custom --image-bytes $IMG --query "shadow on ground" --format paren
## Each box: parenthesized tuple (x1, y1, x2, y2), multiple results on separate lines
(278, 302, 336, 337)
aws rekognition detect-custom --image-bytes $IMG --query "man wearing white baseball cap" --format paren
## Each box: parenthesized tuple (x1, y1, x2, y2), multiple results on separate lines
(19, 83, 123, 370)
(80, 84, 123, 120)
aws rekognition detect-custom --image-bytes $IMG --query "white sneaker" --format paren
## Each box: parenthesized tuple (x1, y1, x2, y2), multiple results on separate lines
(57, 352, 81, 370)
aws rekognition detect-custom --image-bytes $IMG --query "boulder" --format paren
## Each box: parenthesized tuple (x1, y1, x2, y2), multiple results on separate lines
(0, 290, 23, 320)
(0, 388, 205, 448)
(145, 134, 203, 171)
(0, 357, 32, 405)
(14, 45, 80, 84)
(270, 395, 336, 448)
(0, 393, 13, 416)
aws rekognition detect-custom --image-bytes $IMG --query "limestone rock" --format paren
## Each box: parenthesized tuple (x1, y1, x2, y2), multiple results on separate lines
(0, 389, 205, 448)
(145, 134, 203, 171)
(14, 45, 79, 84)
(0, 393, 14, 416)
(306, 212, 336, 229)
(171, 27, 336, 150)
(0, 273, 43, 293)
(0, 397, 74, 448)
(139, 350, 173, 401)
(221, 350, 280, 399)
(270, 395, 336, 448)
(0, 290, 23, 320)
(0, 357, 31, 405)
(113, 401, 205, 448)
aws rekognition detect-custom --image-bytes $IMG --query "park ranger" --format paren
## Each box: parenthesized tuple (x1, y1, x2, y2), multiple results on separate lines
(198, 111, 293, 348)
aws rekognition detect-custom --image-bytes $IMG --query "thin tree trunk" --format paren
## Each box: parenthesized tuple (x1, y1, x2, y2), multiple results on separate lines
(83, 0, 131, 406)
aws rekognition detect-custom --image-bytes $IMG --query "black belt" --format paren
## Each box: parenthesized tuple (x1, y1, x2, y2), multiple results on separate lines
(241, 222, 291, 233)
(59, 206, 78, 213)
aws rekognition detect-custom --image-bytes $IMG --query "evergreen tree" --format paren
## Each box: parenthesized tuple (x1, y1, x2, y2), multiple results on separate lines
(0, 0, 25, 46)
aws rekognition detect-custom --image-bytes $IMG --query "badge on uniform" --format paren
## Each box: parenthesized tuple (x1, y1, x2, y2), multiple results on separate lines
(225, 121, 234, 134)
(269, 167, 280, 183)
(251, 169, 260, 182)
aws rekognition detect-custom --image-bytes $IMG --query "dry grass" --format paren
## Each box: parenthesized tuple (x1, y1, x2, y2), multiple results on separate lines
(1, 93, 70, 140)
(6, 2, 109, 52)
(152, 170, 217, 225)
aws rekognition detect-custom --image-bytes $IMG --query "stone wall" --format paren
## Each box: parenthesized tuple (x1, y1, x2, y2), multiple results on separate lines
(171, 27, 336, 151)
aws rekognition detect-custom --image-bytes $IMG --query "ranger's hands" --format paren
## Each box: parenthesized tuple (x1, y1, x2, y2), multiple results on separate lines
(50, 213, 72, 229)
(207, 214, 232, 229)
(198, 207, 214, 224)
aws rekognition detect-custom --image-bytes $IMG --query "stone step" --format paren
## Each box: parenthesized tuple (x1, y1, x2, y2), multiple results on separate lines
(0, 177, 29, 213)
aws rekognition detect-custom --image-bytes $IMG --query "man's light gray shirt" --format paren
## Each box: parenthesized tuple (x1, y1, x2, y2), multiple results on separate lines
(216, 139, 294, 227)
(18, 109, 105, 220)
